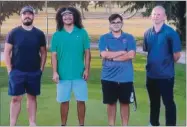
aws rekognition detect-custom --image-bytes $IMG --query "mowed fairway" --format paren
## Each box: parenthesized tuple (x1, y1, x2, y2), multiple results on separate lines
(0, 50, 186, 126)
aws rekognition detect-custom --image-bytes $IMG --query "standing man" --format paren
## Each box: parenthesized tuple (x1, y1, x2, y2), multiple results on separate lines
(99, 14, 136, 126)
(143, 5, 181, 126)
(4, 6, 47, 126)
(50, 7, 91, 126)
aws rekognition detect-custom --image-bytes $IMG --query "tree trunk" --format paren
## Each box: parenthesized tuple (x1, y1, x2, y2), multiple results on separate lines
(0, 24, 1, 37)
(35, 8, 38, 14)
(108, 1, 112, 14)
(81, 6, 85, 19)
(80, 1, 85, 19)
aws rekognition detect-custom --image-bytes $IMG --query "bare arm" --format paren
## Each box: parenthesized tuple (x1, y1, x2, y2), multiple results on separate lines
(113, 50, 136, 61)
(173, 52, 181, 62)
(51, 52, 57, 73)
(40, 46, 47, 71)
(4, 43, 13, 73)
(100, 51, 125, 59)
(83, 49, 91, 80)
(85, 49, 91, 72)
(51, 52, 59, 83)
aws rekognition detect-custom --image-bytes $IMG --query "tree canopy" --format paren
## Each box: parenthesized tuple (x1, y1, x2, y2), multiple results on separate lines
(0, 1, 186, 45)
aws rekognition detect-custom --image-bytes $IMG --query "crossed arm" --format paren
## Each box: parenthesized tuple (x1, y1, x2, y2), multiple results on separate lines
(100, 50, 136, 61)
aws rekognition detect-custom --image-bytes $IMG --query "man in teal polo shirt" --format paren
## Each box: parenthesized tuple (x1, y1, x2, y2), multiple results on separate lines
(50, 7, 91, 126)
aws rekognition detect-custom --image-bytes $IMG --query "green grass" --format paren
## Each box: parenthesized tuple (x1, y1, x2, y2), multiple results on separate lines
(0, 50, 186, 126)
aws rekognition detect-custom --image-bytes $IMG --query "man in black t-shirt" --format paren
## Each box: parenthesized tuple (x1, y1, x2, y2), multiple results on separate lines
(4, 6, 47, 126)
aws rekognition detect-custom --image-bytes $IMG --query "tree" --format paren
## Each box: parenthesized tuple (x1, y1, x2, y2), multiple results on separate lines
(0, 1, 44, 36)
(94, 1, 186, 45)
(118, 1, 186, 45)
(47, 1, 90, 19)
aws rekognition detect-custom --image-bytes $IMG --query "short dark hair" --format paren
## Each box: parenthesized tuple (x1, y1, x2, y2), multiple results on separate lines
(108, 14, 123, 23)
(55, 7, 83, 31)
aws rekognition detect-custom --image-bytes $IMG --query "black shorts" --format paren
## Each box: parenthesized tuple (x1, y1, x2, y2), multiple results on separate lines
(101, 80, 133, 104)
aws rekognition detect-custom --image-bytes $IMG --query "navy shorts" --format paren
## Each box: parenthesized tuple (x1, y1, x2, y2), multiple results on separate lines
(101, 80, 133, 104)
(8, 69, 42, 96)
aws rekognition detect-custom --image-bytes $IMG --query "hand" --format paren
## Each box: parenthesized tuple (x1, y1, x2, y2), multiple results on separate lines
(83, 69, 89, 81)
(7, 68, 12, 75)
(52, 72, 59, 83)
(40, 67, 44, 72)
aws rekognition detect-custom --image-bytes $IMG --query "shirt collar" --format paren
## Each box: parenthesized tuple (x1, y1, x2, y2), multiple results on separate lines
(62, 25, 79, 33)
(151, 23, 166, 33)
(108, 31, 126, 39)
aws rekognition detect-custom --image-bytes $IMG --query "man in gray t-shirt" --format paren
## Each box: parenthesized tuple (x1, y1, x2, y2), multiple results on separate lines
(99, 14, 136, 126)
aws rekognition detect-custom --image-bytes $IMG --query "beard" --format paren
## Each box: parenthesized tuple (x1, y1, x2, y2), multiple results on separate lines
(22, 18, 33, 26)
(23, 21, 33, 26)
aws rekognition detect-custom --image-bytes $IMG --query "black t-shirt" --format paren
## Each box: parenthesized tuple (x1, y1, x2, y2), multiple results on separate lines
(6, 26, 46, 72)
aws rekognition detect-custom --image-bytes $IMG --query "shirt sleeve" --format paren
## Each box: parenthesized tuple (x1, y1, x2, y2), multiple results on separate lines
(169, 31, 182, 53)
(5, 30, 14, 45)
(83, 29, 90, 50)
(50, 33, 57, 52)
(143, 31, 148, 52)
(40, 32, 47, 47)
(127, 35, 136, 51)
(98, 35, 107, 52)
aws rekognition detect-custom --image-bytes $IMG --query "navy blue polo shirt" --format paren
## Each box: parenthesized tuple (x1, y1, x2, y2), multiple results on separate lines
(99, 32, 136, 83)
(6, 26, 46, 72)
(143, 23, 181, 79)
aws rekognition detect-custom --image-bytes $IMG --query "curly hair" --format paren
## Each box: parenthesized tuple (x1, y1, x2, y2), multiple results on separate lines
(55, 7, 84, 31)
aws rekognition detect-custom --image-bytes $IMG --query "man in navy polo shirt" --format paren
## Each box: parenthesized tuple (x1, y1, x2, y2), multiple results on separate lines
(143, 6, 181, 126)
(99, 14, 136, 126)
(4, 6, 47, 126)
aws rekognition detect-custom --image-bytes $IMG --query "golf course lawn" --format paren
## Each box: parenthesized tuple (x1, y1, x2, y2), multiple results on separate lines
(0, 50, 186, 126)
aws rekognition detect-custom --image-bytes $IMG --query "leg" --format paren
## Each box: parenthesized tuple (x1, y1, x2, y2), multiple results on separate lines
(118, 82, 133, 126)
(26, 70, 42, 126)
(27, 94, 37, 126)
(60, 102, 69, 126)
(56, 80, 72, 126)
(10, 96, 23, 126)
(72, 79, 88, 126)
(146, 77, 161, 126)
(120, 103, 129, 126)
(101, 80, 118, 126)
(8, 69, 26, 126)
(159, 77, 176, 126)
(77, 101, 86, 126)
(107, 103, 117, 126)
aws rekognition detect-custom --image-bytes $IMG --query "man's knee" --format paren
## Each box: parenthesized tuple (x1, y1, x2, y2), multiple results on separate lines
(77, 101, 85, 105)
(27, 94, 36, 101)
(163, 99, 175, 108)
(11, 96, 22, 103)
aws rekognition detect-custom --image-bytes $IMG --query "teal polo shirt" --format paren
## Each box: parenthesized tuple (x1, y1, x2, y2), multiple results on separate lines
(50, 26, 90, 80)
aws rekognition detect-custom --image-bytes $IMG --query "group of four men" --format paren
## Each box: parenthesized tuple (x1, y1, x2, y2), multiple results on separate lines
(4, 5, 181, 126)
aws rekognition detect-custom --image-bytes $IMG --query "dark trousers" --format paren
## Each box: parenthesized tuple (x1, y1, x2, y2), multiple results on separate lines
(146, 77, 176, 126)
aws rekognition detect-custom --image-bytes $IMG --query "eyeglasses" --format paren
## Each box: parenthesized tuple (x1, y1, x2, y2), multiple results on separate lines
(110, 21, 122, 25)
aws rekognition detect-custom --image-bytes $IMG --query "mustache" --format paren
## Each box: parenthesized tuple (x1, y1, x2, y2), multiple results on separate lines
(64, 18, 72, 20)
